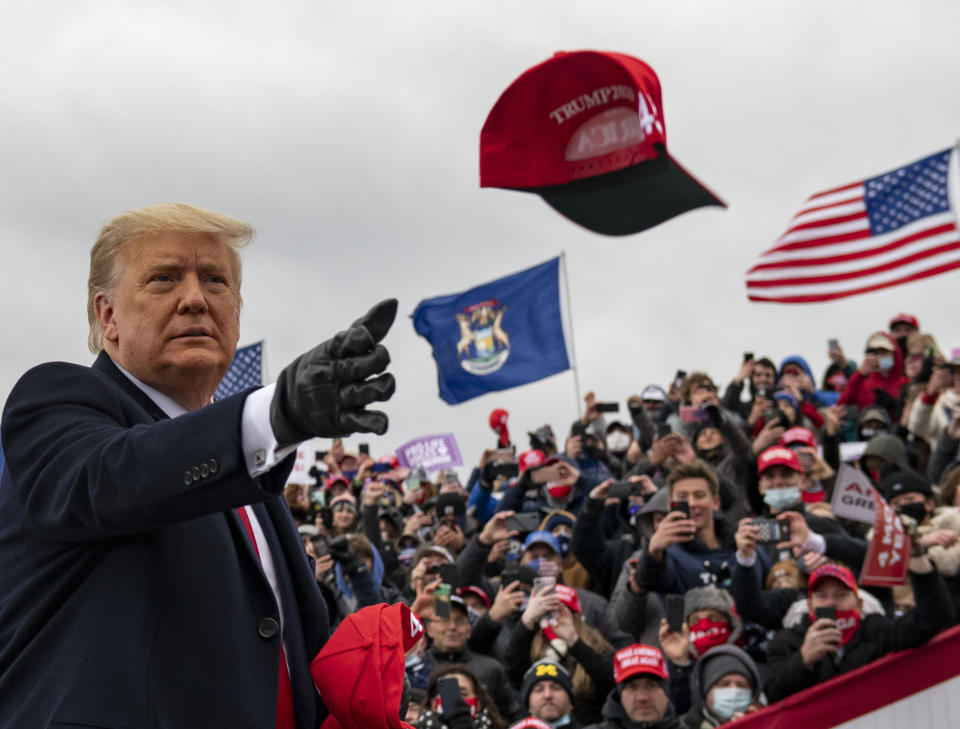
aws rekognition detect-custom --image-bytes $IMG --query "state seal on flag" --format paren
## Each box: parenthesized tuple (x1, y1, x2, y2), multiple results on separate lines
(455, 300, 510, 375)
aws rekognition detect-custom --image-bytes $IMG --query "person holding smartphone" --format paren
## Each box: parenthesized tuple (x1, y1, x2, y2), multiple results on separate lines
(764, 556, 953, 701)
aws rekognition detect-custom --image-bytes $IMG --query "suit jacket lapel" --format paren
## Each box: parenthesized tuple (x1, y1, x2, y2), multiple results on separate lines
(92, 352, 170, 422)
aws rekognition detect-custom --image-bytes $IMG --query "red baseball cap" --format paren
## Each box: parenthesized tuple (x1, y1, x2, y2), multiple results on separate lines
(480, 50, 725, 236)
(781, 427, 818, 449)
(808, 563, 858, 596)
(554, 584, 582, 615)
(757, 446, 803, 476)
(889, 313, 919, 330)
(613, 644, 668, 684)
(518, 449, 546, 473)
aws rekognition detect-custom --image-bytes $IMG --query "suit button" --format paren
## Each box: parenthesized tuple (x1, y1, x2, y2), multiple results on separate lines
(192, 466, 201, 481)
(209, 458, 219, 474)
(200, 463, 210, 478)
(258, 617, 280, 639)
(184, 471, 192, 485)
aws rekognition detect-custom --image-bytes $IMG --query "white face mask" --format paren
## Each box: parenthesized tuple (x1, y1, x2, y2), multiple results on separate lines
(877, 354, 895, 372)
(710, 686, 752, 720)
(607, 432, 630, 452)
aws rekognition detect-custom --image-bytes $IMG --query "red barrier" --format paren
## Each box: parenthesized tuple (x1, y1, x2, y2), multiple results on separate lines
(729, 624, 960, 729)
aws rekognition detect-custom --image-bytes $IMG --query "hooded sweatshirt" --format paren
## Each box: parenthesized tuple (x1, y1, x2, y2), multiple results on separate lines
(310, 602, 423, 729)
(838, 332, 907, 416)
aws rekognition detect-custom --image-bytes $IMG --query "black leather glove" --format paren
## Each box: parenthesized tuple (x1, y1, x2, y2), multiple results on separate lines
(270, 299, 397, 446)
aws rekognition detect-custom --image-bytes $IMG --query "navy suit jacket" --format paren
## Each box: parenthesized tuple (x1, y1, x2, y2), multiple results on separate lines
(0, 353, 329, 729)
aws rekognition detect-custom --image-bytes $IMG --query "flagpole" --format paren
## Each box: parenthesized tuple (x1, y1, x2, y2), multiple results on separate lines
(560, 251, 582, 417)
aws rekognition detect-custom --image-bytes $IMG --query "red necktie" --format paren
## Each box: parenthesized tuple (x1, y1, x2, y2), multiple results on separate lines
(236, 507, 296, 729)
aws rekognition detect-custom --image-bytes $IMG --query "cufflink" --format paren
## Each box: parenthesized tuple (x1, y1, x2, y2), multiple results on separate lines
(254, 449, 266, 467)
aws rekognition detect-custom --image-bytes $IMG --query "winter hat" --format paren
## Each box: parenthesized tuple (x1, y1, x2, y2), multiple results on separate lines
(859, 406, 892, 427)
(890, 313, 920, 331)
(683, 586, 743, 644)
(541, 510, 577, 533)
(691, 645, 761, 703)
(880, 467, 933, 501)
(520, 660, 575, 707)
(640, 385, 668, 402)
(862, 433, 908, 469)
(866, 332, 897, 352)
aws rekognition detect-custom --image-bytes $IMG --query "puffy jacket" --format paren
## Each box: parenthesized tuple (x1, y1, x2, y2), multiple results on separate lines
(584, 689, 681, 729)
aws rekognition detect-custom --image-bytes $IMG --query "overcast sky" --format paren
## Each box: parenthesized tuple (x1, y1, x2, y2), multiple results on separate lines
(3, 0, 960, 472)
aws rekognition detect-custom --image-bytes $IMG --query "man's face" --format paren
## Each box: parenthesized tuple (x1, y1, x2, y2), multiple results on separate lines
(751, 365, 776, 391)
(528, 680, 573, 722)
(809, 577, 860, 612)
(890, 322, 915, 340)
(521, 544, 562, 570)
(705, 673, 751, 714)
(890, 491, 935, 517)
(94, 232, 240, 409)
(690, 382, 718, 408)
(695, 427, 723, 452)
(620, 676, 668, 723)
(758, 464, 804, 495)
(427, 608, 471, 652)
(642, 399, 664, 413)
(670, 477, 719, 532)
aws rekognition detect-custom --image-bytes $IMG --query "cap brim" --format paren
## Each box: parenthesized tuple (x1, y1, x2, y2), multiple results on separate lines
(530, 152, 725, 236)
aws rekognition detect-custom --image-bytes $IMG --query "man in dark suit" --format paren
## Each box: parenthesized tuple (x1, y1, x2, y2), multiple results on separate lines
(0, 203, 396, 729)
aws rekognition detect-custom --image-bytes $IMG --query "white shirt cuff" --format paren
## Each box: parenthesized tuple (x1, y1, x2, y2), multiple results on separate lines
(736, 552, 757, 568)
(242, 384, 299, 477)
(802, 532, 826, 555)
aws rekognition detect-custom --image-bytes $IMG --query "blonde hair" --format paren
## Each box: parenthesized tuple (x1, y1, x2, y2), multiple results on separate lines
(86, 203, 253, 353)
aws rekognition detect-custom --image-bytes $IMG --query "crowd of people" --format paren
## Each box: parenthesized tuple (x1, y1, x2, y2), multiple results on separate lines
(288, 312, 960, 729)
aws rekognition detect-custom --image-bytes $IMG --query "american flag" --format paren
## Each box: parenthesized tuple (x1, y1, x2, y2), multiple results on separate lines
(214, 341, 264, 400)
(746, 147, 960, 303)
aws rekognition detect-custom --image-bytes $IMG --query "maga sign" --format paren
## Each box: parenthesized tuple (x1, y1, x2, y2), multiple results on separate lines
(830, 464, 877, 524)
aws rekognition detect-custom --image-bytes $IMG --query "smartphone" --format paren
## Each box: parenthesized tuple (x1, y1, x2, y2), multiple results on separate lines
(437, 676, 462, 718)
(501, 563, 538, 587)
(609, 481, 636, 500)
(433, 583, 452, 620)
(315, 450, 328, 461)
(762, 408, 785, 428)
(743, 352, 754, 363)
(755, 387, 773, 401)
(319, 507, 333, 530)
(370, 462, 391, 474)
(528, 461, 565, 485)
(753, 517, 790, 543)
(814, 606, 836, 623)
(595, 402, 620, 413)
(439, 563, 459, 588)
(827, 338, 840, 351)
(489, 461, 519, 480)
(669, 500, 690, 517)
(532, 576, 556, 594)
(491, 446, 516, 461)
(504, 512, 541, 534)
(571, 422, 588, 440)
(665, 594, 686, 633)
(679, 406, 709, 424)
(673, 370, 687, 389)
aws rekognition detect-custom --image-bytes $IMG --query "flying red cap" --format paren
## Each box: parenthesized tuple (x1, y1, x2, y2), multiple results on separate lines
(781, 427, 818, 449)
(613, 644, 668, 684)
(757, 446, 803, 476)
(480, 50, 725, 236)
(808, 563, 858, 597)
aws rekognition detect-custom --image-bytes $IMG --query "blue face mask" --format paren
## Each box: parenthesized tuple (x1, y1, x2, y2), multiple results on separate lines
(555, 534, 571, 559)
(710, 686, 752, 720)
(877, 354, 895, 372)
(526, 558, 541, 574)
(763, 486, 800, 511)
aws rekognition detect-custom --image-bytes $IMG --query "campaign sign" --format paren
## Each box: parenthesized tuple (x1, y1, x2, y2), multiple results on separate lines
(830, 464, 877, 524)
(861, 488, 911, 586)
(396, 433, 463, 471)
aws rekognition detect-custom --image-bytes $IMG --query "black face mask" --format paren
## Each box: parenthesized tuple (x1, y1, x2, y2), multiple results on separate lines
(896, 501, 928, 524)
(696, 445, 726, 463)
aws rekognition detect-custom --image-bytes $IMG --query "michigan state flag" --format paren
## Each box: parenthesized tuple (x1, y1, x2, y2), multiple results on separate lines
(412, 257, 570, 404)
